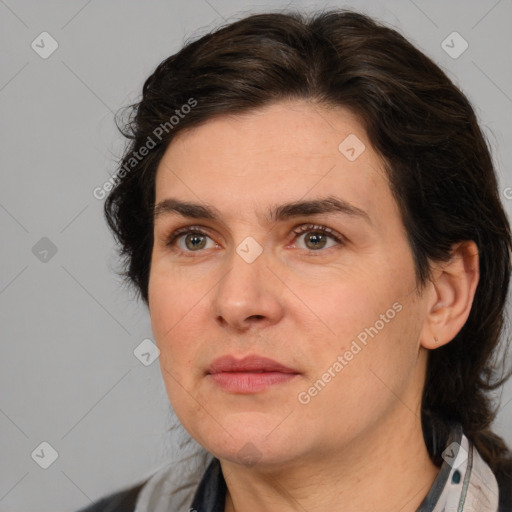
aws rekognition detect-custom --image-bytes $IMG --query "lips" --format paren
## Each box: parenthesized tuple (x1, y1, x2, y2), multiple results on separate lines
(207, 355, 300, 393)
(207, 355, 298, 374)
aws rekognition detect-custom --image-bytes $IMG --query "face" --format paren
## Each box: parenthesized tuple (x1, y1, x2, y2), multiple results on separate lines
(148, 100, 431, 468)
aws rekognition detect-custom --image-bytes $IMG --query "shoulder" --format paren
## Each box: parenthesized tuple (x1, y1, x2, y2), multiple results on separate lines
(75, 480, 148, 512)
(74, 452, 214, 512)
(497, 454, 512, 512)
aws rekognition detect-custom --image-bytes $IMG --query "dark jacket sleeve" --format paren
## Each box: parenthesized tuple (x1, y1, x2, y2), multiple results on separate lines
(497, 456, 512, 512)
(75, 480, 148, 512)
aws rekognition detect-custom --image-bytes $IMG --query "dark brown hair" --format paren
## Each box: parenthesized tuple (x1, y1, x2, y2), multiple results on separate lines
(104, 9, 512, 474)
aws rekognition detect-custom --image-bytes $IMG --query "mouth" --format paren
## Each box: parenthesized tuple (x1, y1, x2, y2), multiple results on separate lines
(206, 355, 300, 393)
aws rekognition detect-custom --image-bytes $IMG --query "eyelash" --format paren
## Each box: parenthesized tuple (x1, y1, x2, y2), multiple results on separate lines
(164, 223, 346, 254)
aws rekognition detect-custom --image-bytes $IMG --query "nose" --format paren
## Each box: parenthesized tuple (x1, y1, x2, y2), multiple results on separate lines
(210, 244, 285, 332)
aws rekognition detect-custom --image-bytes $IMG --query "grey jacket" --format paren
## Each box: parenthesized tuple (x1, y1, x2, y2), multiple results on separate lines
(76, 424, 512, 511)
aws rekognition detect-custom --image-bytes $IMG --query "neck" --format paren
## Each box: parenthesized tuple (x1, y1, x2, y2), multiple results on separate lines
(221, 413, 440, 512)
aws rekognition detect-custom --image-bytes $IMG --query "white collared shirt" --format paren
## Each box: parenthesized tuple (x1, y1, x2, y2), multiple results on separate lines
(134, 424, 501, 512)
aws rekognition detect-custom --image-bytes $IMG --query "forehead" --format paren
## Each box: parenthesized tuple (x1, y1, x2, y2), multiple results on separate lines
(153, 100, 397, 227)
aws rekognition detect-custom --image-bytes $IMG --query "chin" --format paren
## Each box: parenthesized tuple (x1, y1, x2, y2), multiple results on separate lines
(190, 414, 308, 468)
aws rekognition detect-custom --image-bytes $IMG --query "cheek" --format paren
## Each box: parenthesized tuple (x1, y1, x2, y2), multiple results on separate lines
(148, 260, 205, 332)
(290, 267, 406, 352)
(300, 298, 423, 436)
(148, 271, 202, 372)
(296, 266, 421, 394)
(148, 278, 204, 424)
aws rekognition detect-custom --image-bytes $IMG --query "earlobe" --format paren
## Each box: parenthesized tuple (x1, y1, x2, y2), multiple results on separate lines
(420, 241, 479, 350)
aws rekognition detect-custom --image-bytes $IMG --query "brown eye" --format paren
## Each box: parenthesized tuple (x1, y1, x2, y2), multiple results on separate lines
(166, 228, 216, 253)
(303, 232, 329, 250)
(183, 233, 208, 251)
(292, 224, 344, 251)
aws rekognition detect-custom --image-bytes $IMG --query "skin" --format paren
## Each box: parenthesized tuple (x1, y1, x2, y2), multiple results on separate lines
(148, 99, 479, 512)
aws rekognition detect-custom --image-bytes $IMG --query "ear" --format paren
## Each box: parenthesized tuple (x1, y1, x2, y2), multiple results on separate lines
(420, 241, 479, 350)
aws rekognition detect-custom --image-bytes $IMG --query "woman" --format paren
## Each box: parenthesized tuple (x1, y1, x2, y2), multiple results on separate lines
(80, 8, 512, 511)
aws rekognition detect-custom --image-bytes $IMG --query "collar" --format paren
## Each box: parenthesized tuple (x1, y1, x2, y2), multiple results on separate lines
(417, 423, 499, 511)
(134, 424, 500, 512)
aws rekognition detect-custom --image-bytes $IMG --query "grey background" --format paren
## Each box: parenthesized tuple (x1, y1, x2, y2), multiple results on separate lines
(1, 0, 511, 510)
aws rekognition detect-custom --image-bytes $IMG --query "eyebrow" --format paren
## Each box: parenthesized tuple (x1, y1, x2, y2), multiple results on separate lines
(153, 196, 371, 225)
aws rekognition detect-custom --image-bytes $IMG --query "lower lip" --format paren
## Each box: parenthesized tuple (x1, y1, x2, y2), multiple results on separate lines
(208, 372, 299, 393)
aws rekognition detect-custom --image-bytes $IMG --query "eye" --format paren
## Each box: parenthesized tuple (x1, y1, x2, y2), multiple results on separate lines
(292, 224, 345, 251)
(165, 227, 217, 253)
(164, 223, 345, 255)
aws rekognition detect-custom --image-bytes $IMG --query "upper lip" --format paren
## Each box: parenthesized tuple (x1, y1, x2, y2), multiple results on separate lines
(207, 355, 299, 374)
